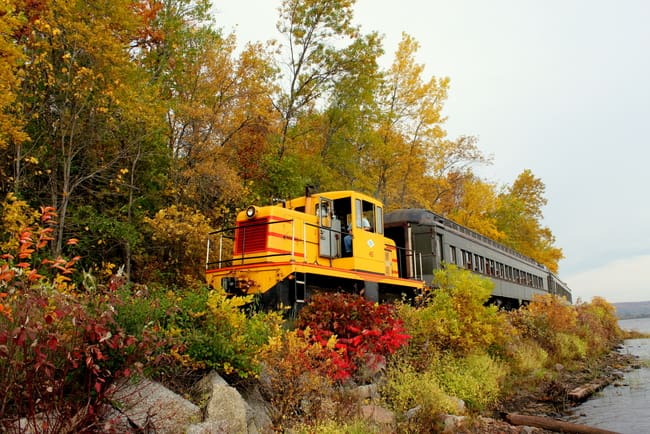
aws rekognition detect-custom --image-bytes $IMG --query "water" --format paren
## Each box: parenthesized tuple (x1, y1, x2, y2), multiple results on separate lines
(562, 317, 650, 433)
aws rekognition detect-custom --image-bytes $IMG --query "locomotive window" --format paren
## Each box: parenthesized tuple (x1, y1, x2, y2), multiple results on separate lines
(355, 199, 376, 233)
(376, 206, 383, 235)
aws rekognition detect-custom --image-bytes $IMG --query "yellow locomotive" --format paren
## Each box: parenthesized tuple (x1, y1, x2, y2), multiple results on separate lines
(205, 189, 425, 309)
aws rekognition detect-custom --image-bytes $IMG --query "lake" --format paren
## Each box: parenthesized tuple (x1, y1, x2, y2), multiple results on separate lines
(562, 317, 650, 433)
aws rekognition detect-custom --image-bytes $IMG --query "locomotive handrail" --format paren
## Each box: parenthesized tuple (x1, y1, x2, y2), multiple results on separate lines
(207, 218, 347, 268)
(393, 245, 424, 281)
(206, 219, 297, 268)
(207, 215, 427, 284)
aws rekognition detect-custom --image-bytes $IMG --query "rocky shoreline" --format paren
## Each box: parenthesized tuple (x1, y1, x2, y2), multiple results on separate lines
(91, 345, 641, 433)
(463, 347, 642, 433)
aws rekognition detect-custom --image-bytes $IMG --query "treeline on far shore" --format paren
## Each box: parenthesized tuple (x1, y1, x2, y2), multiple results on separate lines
(613, 301, 650, 319)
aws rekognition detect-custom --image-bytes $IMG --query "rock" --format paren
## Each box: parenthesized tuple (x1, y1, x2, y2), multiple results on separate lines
(439, 414, 466, 433)
(240, 383, 274, 434)
(451, 396, 466, 415)
(185, 421, 231, 433)
(105, 371, 273, 434)
(111, 377, 202, 433)
(195, 371, 250, 434)
(350, 383, 380, 402)
(359, 404, 396, 431)
(405, 405, 422, 421)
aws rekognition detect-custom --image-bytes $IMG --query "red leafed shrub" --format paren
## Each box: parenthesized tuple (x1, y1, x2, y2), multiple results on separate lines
(296, 292, 410, 381)
(0, 206, 156, 432)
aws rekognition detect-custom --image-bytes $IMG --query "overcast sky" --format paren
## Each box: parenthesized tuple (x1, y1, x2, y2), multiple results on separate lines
(213, 0, 650, 303)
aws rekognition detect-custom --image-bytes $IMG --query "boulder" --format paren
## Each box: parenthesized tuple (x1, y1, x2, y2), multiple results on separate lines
(111, 377, 202, 433)
(359, 404, 396, 431)
(194, 371, 272, 434)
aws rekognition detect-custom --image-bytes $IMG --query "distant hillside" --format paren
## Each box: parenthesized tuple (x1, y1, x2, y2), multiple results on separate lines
(613, 301, 650, 319)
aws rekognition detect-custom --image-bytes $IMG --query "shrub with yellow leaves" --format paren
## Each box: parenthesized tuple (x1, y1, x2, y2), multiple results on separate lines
(143, 205, 214, 285)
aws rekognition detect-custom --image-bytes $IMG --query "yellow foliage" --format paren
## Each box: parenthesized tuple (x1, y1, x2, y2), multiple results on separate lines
(525, 294, 577, 334)
(434, 353, 507, 411)
(0, 1, 29, 150)
(505, 338, 548, 376)
(509, 294, 622, 365)
(382, 359, 458, 417)
(144, 205, 214, 283)
(0, 193, 39, 252)
(399, 265, 513, 360)
(205, 287, 253, 331)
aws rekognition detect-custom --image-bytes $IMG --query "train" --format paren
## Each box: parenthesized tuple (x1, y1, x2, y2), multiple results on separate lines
(205, 188, 571, 310)
(383, 209, 572, 308)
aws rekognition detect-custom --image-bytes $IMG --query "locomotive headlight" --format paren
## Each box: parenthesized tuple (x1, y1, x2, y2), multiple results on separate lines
(245, 205, 257, 218)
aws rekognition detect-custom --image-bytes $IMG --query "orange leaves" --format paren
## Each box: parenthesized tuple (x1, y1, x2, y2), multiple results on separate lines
(1, 206, 80, 291)
(27, 268, 44, 282)
(131, 0, 164, 47)
(0, 303, 12, 320)
(0, 291, 12, 320)
(39, 206, 57, 224)
(0, 265, 15, 283)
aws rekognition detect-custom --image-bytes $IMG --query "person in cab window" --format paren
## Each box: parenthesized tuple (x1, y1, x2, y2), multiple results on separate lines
(344, 216, 372, 256)
(362, 216, 371, 231)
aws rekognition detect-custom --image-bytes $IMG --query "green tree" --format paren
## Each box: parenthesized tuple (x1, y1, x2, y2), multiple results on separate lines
(136, 0, 279, 220)
(14, 0, 162, 257)
(275, 0, 359, 157)
(295, 31, 385, 192)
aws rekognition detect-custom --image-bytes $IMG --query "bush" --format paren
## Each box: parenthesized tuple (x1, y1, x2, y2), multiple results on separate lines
(143, 205, 214, 285)
(257, 329, 339, 429)
(0, 207, 151, 432)
(552, 332, 587, 361)
(296, 292, 410, 382)
(575, 296, 623, 356)
(382, 359, 458, 427)
(293, 418, 381, 433)
(397, 265, 512, 366)
(508, 294, 620, 365)
(505, 338, 548, 377)
(115, 284, 284, 381)
(434, 353, 507, 411)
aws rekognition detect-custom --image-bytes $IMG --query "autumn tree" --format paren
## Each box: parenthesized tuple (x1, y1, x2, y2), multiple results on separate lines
(10, 0, 165, 259)
(275, 0, 358, 152)
(437, 173, 505, 242)
(292, 32, 385, 193)
(264, 0, 381, 198)
(136, 0, 279, 221)
(365, 33, 449, 208)
(0, 0, 29, 194)
(495, 169, 563, 272)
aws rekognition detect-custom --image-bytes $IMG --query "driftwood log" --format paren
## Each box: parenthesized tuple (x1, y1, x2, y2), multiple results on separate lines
(505, 413, 619, 434)
(567, 378, 611, 402)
